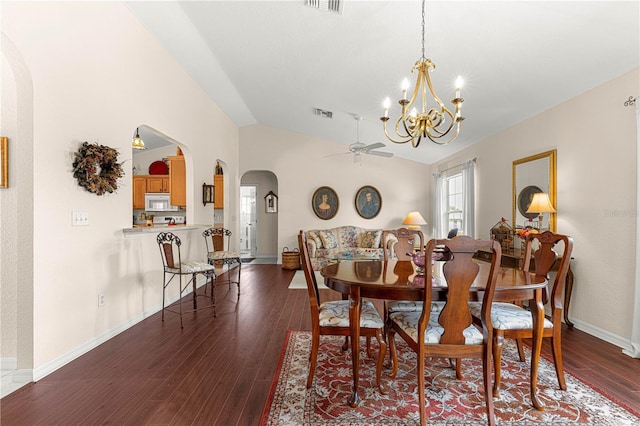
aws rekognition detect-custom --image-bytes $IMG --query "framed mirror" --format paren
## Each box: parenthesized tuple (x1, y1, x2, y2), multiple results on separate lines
(512, 149, 557, 232)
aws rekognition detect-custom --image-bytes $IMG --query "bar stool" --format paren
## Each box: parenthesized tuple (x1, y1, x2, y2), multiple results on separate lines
(202, 228, 241, 301)
(157, 232, 217, 328)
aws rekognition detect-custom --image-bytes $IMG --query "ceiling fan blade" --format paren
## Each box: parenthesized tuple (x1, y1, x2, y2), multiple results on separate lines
(368, 150, 394, 158)
(362, 142, 385, 151)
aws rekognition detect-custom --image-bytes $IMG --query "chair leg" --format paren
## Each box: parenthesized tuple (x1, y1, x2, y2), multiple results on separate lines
(455, 358, 463, 380)
(493, 332, 505, 397)
(366, 336, 372, 358)
(307, 333, 320, 388)
(417, 349, 426, 426)
(483, 343, 496, 426)
(375, 330, 387, 394)
(192, 273, 198, 310)
(516, 337, 526, 362)
(210, 272, 217, 318)
(162, 276, 167, 322)
(236, 262, 241, 301)
(388, 328, 399, 379)
(551, 333, 566, 390)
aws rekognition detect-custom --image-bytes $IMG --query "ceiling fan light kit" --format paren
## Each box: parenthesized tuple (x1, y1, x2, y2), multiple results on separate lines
(381, 0, 464, 148)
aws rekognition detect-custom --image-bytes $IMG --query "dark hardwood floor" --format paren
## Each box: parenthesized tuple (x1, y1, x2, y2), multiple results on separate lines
(2, 264, 639, 425)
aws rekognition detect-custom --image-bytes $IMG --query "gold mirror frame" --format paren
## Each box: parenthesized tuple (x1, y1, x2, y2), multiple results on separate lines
(512, 149, 557, 232)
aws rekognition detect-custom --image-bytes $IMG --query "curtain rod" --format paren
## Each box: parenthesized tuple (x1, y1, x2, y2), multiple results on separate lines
(437, 157, 477, 174)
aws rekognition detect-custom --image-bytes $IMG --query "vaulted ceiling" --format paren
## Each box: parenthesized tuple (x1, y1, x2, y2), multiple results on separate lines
(128, 1, 639, 164)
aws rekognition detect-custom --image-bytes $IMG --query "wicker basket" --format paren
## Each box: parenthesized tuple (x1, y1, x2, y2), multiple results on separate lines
(282, 247, 301, 270)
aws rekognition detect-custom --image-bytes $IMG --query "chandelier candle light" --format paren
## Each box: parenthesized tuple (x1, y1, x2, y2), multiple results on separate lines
(381, 0, 464, 147)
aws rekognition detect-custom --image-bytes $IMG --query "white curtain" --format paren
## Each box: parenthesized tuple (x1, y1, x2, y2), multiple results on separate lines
(433, 172, 444, 238)
(626, 101, 640, 358)
(462, 160, 475, 237)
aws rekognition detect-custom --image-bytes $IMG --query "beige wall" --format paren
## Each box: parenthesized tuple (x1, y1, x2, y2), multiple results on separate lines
(432, 68, 640, 348)
(2, 2, 239, 378)
(239, 124, 432, 261)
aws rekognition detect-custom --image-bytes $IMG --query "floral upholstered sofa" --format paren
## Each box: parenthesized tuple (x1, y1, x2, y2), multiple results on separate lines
(305, 226, 398, 270)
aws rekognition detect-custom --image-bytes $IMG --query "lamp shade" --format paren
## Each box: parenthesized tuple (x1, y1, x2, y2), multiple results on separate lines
(402, 211, 427, 229)
(526, 192, 556, 213)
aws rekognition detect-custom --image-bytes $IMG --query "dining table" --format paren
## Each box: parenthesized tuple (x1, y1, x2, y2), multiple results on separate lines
(321, 258, 548, 410)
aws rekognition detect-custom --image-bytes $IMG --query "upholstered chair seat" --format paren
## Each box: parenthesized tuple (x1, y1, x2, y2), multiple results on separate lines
(469, 302, 554, 330)
(319, 300, 385, 328)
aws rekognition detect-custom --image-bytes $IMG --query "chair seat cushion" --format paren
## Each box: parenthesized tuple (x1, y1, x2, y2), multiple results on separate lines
(166, 261, 216, 274)
(386, 301, 445, 313)
(468, 302, 553, 330)
(389, 307, 484, 345)
(319, 300, 384, 328)
(208, 250, 240, 260)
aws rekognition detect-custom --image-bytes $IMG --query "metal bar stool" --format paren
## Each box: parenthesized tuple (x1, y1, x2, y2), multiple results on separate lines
(157, 232, 217, 327)
(202, 228, 241, 301)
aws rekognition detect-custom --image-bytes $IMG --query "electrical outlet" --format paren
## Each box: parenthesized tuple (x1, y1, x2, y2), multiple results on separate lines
(72, 211, 89, 226)
(98, 293, 105, 307)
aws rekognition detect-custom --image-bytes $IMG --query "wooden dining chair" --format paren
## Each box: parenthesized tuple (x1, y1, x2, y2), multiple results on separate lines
(383, 228, 426, 335)
(469, 230, 573, 396)
(387, 236, 501, 426)
(298, 231, 387, 392)
(157, 232, 217, 328)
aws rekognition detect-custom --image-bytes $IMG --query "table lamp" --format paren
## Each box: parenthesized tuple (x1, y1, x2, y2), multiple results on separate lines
(402, 211, 427, 230)
(402, 211, 427, 250)
(526, 192, 555, 230)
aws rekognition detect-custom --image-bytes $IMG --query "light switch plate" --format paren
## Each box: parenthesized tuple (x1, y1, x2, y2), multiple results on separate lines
(72, 211, 89, 226)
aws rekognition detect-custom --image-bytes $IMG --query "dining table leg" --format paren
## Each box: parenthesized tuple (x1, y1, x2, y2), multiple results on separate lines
(348, 285, 362, 407)
(530, 288, 545, 410)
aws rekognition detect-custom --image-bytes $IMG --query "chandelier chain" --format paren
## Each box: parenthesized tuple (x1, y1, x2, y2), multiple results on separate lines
(421, 0, 426, 60)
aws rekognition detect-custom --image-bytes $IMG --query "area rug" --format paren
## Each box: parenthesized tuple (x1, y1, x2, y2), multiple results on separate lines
(260, 331, 640, 425)
(288, 270, 328, 290)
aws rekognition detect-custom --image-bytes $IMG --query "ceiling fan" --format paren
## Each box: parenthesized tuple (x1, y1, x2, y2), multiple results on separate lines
(345, 115, 393, 163)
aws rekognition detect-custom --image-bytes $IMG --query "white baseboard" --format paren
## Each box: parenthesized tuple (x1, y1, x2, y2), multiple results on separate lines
(32, 277, 210, 382)
(1, 362, 32, 399)
(570, 318, 634, 355)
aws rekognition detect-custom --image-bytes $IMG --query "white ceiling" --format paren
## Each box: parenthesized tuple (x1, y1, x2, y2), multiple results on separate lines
(128, 1, 639, 164)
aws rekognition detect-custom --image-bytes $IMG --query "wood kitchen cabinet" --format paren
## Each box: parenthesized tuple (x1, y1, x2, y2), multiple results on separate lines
(132, 176, 147, 209)
(146, 175, 169, 193)
(214, 174, 224, 208)
(168, 155, 186, 208)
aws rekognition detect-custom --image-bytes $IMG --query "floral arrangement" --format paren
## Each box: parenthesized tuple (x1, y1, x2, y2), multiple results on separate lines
(72, 142, 124, 196)
(516, 226, 539, 240)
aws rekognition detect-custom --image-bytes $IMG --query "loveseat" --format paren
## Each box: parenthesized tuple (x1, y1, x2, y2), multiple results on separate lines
(305, 226, 398, 270)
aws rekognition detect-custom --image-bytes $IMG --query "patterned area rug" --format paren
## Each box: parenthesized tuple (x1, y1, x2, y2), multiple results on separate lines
(261, 331, 640, 425)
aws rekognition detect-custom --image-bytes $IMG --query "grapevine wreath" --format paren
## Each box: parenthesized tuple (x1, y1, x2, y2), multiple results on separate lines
(72, 141, 124, 195)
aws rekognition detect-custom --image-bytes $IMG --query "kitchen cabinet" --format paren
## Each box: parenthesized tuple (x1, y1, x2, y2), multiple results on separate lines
(147, 175, 169, 193)
(214, 174, 224, 209)
(168, 155, 186, 208)
(132, 176, 147, 209)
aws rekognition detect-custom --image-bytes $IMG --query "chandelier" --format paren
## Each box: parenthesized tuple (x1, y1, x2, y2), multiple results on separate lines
(380, 0, 464, 147)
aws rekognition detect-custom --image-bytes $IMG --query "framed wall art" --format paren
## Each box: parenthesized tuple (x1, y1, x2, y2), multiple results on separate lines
(512, 149, 556, 231)
(265, 190, 278, 213)
(355, 185, 381, 219)
(1, 137, 8, 188)
(312, 186, 339, 220)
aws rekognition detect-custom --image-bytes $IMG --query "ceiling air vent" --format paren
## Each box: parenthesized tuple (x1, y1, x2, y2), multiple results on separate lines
(305, 0, 343, 15)
(313, 107, 333, 119)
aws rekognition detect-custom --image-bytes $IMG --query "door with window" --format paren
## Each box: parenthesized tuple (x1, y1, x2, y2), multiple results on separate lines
(240, 185, 257, 256)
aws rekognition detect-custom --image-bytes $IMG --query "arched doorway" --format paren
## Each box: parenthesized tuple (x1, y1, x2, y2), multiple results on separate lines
(240, 171, 278, 261)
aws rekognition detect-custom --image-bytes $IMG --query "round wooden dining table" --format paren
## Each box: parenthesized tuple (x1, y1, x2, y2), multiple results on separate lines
(321, 259, 548, 410)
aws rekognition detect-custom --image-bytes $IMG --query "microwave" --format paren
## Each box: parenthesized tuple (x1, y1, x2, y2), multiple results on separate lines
(144, 193, 179, 212)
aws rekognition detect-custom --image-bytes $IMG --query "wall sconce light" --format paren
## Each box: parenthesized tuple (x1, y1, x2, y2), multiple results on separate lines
(265, 190, 278, 213)
(202, 183, 215, 206)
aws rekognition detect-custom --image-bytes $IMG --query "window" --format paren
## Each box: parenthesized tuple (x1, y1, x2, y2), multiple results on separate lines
(445, 173, 464, 233)
(433, 159, 475, 238)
